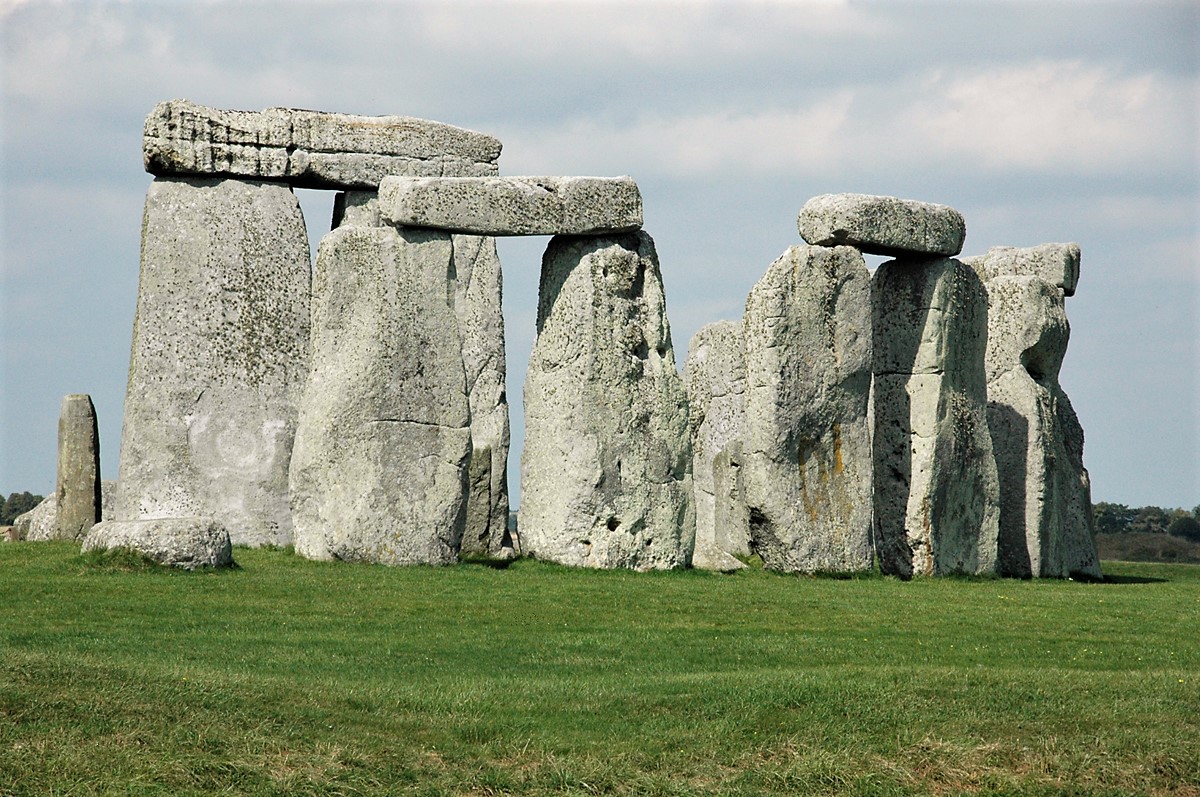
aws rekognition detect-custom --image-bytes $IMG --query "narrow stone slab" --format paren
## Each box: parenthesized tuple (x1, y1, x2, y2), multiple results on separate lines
(143, 99, 501, 189)
(54, 394, 101, 541)
(82, 517, 233, 569)
(798, 193, 966, 257)
(378, 176, 643, 235)
(965, 242, 1080, 297)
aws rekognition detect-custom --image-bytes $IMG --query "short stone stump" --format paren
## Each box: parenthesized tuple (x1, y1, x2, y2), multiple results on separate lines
(82, 517, 233, 570)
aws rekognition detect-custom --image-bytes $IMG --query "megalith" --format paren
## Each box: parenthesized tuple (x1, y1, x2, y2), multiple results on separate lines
(967, 244, 1100, 579)
(54, 394, 101, 541)
(115, 176, 311, 546)
(521, 232, 694, 569)
(798, 193, 966, 258)
(684, 320, 750, 570)
(288, 225, 471, 566)
(872, 257, 1000, 577)
(83, 517, 233, 570)
(740, 245, 874, 573)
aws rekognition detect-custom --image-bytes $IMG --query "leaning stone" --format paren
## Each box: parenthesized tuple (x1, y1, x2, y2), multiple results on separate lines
(684, 320, 751, 569)
(964, 242, 1080, 297)
(520, 232, 694, 570)
(740, 245, 874, 573)
(16, 494, 57, 542)
(984, 275, 1101, 579)
(289, 226, 471, 566)
(378, 176, 643, 236)
(872, 257, 1000, 577)
(115, 176, 310, 547)
(143, 99, 501, 189)
(798, 193, 966, 257)
(82, 517, 233, 569)
(54, 394, 101, 541)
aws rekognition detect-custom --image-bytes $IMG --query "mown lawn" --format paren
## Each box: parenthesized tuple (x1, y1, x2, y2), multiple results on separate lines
(1, 543, 1197, 796)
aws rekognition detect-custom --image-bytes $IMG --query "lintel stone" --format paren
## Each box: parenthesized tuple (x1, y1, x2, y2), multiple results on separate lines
(798, 193, 966, 258)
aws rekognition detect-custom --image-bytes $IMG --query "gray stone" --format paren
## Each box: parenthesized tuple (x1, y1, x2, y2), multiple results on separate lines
(143, 99, 501, 190)
(984, 274, 1100, 579)
(14, 494, 56, 542)
(115, 176, 310, 547)
(378, 176, 643, 236)
(289, 226, 471, 566)
(82, 517, 233, 569)
(798, 193, 966, 258)
(964, 242, 1080, 297)
(740, 245, 874, 573)
(872, 257, 1000, 577)
(54, 394, 101, 541)
(520, 232, 694, 570)
(100, 480, 117, 522)
(684, 320, 750, 569)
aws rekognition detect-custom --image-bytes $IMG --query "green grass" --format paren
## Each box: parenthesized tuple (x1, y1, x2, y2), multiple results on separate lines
(1, 543, 1197, 796)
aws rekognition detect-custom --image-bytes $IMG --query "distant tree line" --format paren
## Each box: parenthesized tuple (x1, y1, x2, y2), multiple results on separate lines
(1094, 503, 1200, 543)
(1, 492, 45, 525)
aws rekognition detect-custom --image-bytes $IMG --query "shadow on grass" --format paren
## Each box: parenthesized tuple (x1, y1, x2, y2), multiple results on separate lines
(1101, 573, 1168, 585)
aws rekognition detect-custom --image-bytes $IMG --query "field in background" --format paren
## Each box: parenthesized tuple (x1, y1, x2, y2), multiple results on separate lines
(1, 543, 1197, 796)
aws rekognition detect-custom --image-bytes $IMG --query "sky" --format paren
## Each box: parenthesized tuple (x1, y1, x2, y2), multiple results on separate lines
(1, 0, 1197, 510)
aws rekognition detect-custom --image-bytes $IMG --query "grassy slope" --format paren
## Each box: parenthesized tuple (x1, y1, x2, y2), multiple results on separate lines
(1, 543, 1197, 796)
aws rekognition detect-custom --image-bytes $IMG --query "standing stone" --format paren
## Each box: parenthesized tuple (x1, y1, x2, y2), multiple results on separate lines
(521, 232, 693, 569)
(289, 225, 471, 565)
(740, 245, 874, 573)
(54, 394, 101, 541)
(115, 176, 310, 546)
(685, 321, 749, 570)
(872, 257, 1000, 577)
(966, 242, 1080, 297)
(974, 247, 1100, 578)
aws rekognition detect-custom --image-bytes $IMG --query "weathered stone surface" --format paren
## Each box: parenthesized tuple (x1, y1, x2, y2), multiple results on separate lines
(685, 321, 750, 570)
(144, 99, 501, 189)
(798, 193, 966, 258)
(984, 274, 1100, 578)
(289, 226, 471, 566)
(82, 517, 233, 569)
(54, 394, 101, 541)
(740, 245, 874, 573)
(14, 494, 56, 542)
(521, 232, 694, 569)
(116, 176, 310, 547)
(872, 257, 1000, 577)
(100, 480, 117, 522)
(965, 242, 1080, 297)
(378, 176, 643, 236)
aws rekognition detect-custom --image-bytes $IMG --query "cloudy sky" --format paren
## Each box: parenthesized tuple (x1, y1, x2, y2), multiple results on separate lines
(1, 1, 1196, 510)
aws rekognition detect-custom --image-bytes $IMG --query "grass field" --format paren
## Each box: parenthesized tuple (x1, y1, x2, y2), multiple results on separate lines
(1, 543, 1197, 796)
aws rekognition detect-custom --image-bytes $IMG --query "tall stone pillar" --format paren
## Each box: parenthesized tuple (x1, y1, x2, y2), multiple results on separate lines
(54, 394, 101, 540)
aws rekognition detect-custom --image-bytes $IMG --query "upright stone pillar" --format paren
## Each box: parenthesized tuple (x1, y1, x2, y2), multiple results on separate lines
(288, 226, 471, 565)
(872, 258, 1000, 577)
(115, 176, 311, 546)
(521, 232, 693, 569)
(741, 245, 874, 573)
(54, 394, 101, 540)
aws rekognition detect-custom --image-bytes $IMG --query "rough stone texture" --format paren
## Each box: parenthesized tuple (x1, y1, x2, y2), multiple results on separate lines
(144, 99, 501, 189)
(378, 176, 643, 236)
(872, 257, 1000, 577)
(740, 245, 874, 573)
(82, 517, 233, 569)
(984, 274, 1101, 578)
(289, 226, 471, 566)
(521, 232, 694, 570)
(798, 193, 966, 258)
(116, 176, 310, 547)
(100, 480, 117, 522)
(14, 494, 56, 542)
(54, 394, 101, 541)
(964, 242, 1080, 297)
(684, 321, 750, 570)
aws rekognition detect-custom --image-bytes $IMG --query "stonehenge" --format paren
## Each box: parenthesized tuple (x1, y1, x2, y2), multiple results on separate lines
(40, 99, 1097, 579)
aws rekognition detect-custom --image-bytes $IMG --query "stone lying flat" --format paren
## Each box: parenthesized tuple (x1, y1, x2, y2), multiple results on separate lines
(965, 243, 1080, 297)
(54, 394, 101, 541)
(82, 517, 233, 569)
(143, 99, 501, 190)
(798, 193, 966, 257)
(378, 176, 642, 236)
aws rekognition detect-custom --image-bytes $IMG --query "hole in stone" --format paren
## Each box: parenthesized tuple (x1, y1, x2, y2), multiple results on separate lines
(631, 263, 646, 298)
(633, 340, 649, 360)
(606, 517, 620, 531)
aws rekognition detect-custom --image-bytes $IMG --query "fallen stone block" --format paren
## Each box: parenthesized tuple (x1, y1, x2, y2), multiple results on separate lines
(378, 176, 643, 235)
(143, 99, 501, 190)
(54, 394, 101, 541)
(15, 494, 56, 542)
(798, 193, 966, 257)
(82, 517, 233, 569)
(965, 242, 1080, 297)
